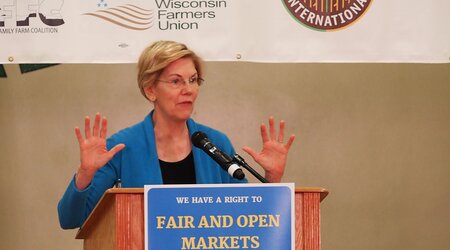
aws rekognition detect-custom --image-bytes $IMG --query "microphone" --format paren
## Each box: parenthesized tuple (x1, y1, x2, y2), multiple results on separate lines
(191, 131, 245, 180)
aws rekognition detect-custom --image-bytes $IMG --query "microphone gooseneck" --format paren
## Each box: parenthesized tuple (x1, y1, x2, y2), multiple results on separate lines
(232, 154, 268, 183)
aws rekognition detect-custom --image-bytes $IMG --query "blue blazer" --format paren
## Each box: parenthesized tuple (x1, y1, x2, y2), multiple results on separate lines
(58, 112, 247, 229)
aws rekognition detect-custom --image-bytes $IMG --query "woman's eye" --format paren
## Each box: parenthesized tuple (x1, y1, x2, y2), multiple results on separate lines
(170, 79, 180, 85)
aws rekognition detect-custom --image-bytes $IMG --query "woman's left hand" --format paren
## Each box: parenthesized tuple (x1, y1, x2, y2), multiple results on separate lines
(242, 117, 295, 183)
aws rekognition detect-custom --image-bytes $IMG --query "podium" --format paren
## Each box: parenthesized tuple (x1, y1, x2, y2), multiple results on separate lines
(76, 187, 328, 250)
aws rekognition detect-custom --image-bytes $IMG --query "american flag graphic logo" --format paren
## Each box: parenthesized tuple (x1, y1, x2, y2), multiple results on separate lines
(83, 4, 154, 30)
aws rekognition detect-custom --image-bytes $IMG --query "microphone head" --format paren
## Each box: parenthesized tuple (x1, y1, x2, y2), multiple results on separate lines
(191, 131, 209, 148)
(233, 168, 245, 180)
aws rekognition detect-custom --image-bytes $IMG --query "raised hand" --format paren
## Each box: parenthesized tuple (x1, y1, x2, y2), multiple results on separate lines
(242, 117, 295, 183)
(74, 113, 125, 190)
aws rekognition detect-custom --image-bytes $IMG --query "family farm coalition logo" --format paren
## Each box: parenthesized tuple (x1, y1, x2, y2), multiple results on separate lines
(282, 0, 373, 31)
(83, 0, 228, 31)
(0, 0, 64, 34)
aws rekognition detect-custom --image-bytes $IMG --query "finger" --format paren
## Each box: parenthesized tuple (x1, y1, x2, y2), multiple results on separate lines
(242, 146, 258, 161)
(269, 116, 276, 141)
(93, 113, 101, 137)
(260, 123, 269, 143)
(84, 116, 91, 138)
(278, 120, 285, 143)
(100, 116, 107, 139)
(74, 127, 83, 145)
(107, 144, 126, 158)
(285, 134, 295, 150)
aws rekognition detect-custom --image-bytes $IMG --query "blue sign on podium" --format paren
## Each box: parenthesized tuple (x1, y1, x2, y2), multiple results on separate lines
(144, 183, 295, 250)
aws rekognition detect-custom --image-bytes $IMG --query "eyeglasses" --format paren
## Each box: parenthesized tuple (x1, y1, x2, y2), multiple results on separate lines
(157, 76, 204, 89)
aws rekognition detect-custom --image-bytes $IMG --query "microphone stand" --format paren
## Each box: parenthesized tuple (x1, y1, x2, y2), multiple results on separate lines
(233, 154, 268, 183)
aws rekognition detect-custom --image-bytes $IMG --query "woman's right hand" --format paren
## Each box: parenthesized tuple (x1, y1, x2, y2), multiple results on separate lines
(74, 113, 125, 190)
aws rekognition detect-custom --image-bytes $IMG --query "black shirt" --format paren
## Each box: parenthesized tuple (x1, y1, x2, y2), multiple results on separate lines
(159, 152, 196, 184)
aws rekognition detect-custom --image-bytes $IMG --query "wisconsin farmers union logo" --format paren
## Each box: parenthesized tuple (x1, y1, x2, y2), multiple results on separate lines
(83, 2, 154, 30)
(282, 0, 373, 31)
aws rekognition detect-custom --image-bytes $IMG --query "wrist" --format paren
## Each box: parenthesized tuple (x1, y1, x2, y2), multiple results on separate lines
(75, 167, 96, 190)
(264, 170, 283, 183)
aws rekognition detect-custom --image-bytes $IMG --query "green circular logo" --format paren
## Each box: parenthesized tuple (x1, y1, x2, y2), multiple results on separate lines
(282, 0, 373, 31)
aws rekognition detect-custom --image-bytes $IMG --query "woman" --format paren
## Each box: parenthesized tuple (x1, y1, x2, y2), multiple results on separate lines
(58, 41, 295, 229)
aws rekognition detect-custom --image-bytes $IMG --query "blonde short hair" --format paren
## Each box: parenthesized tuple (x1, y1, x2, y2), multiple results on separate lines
(137, 40, 203, 100)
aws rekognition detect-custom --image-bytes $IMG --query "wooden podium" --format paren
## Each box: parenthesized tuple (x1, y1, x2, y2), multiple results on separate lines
(76, 187, 328, 250)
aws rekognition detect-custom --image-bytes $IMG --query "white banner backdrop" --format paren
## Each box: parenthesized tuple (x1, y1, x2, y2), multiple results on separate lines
(0, 0, 449, 63)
